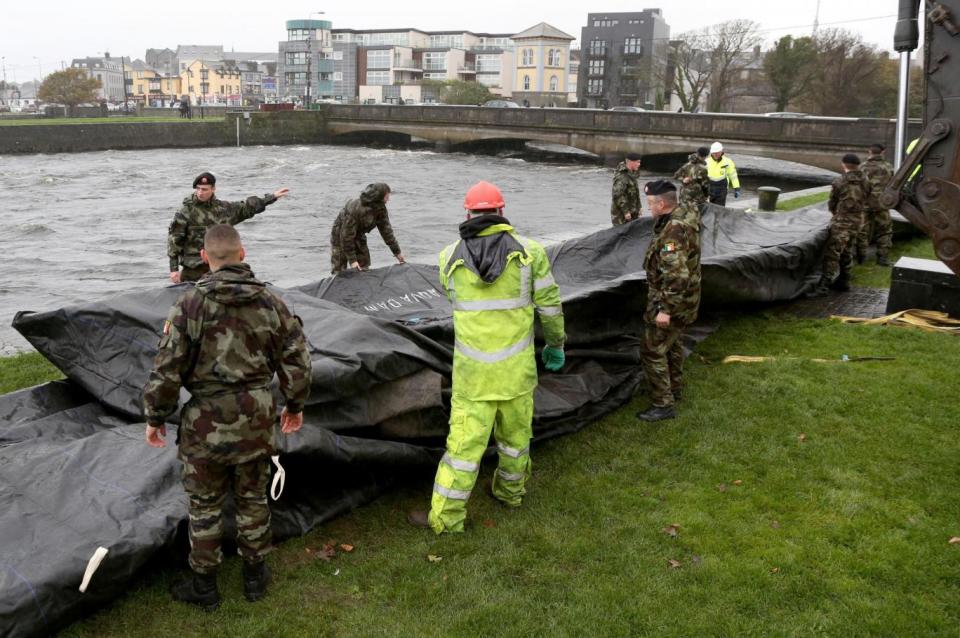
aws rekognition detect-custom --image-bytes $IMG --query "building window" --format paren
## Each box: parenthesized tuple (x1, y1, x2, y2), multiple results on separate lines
(476, 54, 500, 73)
(367, 50, 391, 69)
(587, 78, 603, 95)
(286, 52, 308, 66)
(285, 72, 307, 85)
(423, 72, 447, 80)
(478, 75, 500, 87)
(548, 49, 563, 66)
(624, 38, 643, 55)
(549, 76, 558, 91)
(588, 40, 607, 56)
(288, 29, 311, 41)
(333, 71, 343, 81)
(523, 75, 530, 90)
(588, 60, 605, 75)
(423, 52, 446, 71)
(333, 50, 344, 60)
(521, 49, 534, 66)
(591, 19, 619, 27)
(366, 70, 390, 85)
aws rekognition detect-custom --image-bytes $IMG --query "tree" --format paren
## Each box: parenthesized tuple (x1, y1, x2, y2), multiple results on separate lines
(432, 80, 493, 106)
(800, 29, 889, 117)
(705, 19, 762, 112)
(37, 68, 101, 113)
(763, 35, 818, 111)
(669, 35, 713, 113)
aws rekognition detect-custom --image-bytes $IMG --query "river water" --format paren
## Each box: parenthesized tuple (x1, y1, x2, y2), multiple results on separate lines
(1, 144, 834, 354)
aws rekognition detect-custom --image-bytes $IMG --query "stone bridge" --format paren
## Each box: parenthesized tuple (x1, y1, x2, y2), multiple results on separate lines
(321, 104, 920, 172)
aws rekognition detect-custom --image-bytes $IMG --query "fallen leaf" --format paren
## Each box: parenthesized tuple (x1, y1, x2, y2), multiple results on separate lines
(482, 519, 496, 528)
(333, 568, 341, 576)
(305, 547, 313, 554)
(771, 520, 781, 529)
(427, 554, 443, 563)
(799, 433, 807, 443)
(662, 523, 681, 537)
(771, 567, 780, 574)
(717, 483, 728, 492)
(339, 544, 355, 553)
(667, 559, 682, 569)
(949, 537, 960, 545)
(733, 480, 743, 486)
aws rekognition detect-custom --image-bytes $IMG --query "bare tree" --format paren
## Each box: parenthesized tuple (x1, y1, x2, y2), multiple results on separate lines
(800, 28, 888, 116)
(705, 19, 762, 112)
(669, 34, 712, 113)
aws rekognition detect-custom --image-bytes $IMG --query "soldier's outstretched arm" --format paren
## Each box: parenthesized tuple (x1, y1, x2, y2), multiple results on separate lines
(227, 190, 283, 225)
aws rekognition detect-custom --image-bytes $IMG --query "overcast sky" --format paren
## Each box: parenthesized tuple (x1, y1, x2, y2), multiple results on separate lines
(3, 1, 909, 82)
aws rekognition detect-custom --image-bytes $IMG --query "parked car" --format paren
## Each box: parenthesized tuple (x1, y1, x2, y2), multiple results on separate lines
(763, 111, 808, 118)
(482, 99, 520, 108)
(610, 106, 646, 112)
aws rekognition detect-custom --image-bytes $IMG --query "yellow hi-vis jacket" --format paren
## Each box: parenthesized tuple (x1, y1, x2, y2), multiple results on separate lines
(439, 223, 565, 401)
(706, 155, 740, 189)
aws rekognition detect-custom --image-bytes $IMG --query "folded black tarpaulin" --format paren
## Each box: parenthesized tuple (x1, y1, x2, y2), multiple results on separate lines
(2, 205, 829, 637)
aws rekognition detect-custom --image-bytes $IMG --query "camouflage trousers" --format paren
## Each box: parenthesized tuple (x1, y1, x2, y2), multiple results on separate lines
(180, 263, 211, 283)
(181, 456, 273, 573)
(822, 215, 862, 282)
(330, 239, 372, 274)
(857, 209, 893, 259)
(642, 323, 685, 408)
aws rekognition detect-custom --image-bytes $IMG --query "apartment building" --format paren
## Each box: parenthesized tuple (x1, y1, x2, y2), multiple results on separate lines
(277, 19, 334, 103)
(577, 9, 671, 109)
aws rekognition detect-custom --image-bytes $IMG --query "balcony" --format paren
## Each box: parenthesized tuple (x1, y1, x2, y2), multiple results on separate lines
(393, 60, 422, 71)
(457, 64, 476, 74)
(423, 64, 446, 72)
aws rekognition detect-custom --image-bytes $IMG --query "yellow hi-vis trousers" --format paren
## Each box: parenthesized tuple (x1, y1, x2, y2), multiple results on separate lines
(428, 392, 534, 534)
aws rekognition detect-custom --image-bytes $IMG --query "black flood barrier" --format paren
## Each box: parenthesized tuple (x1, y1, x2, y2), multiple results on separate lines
(2, 204, 829, 637)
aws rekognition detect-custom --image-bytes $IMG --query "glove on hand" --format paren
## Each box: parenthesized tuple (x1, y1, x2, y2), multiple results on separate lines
(542, 346, 565, 372)
(734, 188, 741, 199)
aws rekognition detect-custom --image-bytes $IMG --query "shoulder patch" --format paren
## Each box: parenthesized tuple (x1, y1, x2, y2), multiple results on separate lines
(661, 242, 677, 253)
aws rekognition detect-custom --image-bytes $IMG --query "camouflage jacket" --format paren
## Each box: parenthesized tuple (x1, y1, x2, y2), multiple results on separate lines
(673, 154, 710, 209)
(331, 198, 401, 262)
(610, 162, 641, 223)
(860, 156, 894, 211)
(828, 170, 872, 222)
(643, 210, 702, 326)
(167, 193, 278, 271)
(143, 262, 312, 463)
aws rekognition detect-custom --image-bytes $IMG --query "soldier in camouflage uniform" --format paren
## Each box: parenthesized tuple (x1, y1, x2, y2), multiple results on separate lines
(330, 182, 406, 273)
(811, 154, 873, 296)
(167, 172, 290, 283)
(610, 152, 642, 226)
(672, 146, 710, 226)
(857, 144, 895, 266)
(144, 224, 312, 610)
(637, 180, 701, 423)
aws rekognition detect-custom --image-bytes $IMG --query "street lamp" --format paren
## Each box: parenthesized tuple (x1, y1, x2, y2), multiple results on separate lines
(305, 10, 325, 109)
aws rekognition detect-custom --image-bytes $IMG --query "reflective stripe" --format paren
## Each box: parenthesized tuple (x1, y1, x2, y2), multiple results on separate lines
(497, 442, 530, 458)
(454, 297, 531, 311)
(519, 263, 531, 301)
(442, 453, 479, 473)
(497, 469, 526, 482)
(433, 482, 471, 500)
(455, 332, 534, 364)
(536, 304, 562, 316)
(534, 274, 555, 291)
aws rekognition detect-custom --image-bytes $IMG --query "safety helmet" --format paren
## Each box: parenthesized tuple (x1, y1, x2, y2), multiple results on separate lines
(463, 181, 505, 211)
(710, 141, 724, 154)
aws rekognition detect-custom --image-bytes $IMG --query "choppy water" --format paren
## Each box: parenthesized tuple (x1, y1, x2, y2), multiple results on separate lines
(1, 144, 832, 354)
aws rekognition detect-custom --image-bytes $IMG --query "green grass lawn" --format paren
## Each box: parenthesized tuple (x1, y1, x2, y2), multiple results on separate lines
(776, 191, 830, 212)
(0, 351, 62, 394)
(0, 117, 224, 126)
(6, 312, 958, 637)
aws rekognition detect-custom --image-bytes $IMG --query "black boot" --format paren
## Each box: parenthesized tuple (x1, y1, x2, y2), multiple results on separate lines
(830, 272, 851, 292)
(242, 560, 271, 602)
(171, 570, 220, 611)
(877, 255, 890, 267)
(807, 275, 831, 298)
(636, 405, 676, 422)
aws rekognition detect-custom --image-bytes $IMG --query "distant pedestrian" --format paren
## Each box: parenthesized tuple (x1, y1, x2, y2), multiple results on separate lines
(706, 142, 740, 206)
(610, 152, 642, 226)
(810, 154, 872, 296)
(329, 183, 406, 273)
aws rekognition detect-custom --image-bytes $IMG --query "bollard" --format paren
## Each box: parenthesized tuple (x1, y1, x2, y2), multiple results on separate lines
(757, 186, 782, 211)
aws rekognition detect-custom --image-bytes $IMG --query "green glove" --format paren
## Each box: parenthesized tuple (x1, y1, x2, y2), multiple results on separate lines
(542, 346, 565, 372)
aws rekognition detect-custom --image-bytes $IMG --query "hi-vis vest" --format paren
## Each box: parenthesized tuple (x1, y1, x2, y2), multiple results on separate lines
(706, 155, 740, 189)
(439, 224, 565, 401)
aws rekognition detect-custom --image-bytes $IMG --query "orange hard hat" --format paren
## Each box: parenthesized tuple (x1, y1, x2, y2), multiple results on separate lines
(463, 181, 505, 211)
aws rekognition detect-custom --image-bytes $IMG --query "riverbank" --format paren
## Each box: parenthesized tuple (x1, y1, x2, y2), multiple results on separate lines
(5, 310, 955, 636)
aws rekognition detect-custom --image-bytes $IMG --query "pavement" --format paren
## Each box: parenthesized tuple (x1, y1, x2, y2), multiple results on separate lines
(773, 287, 891, 319)
(730, 184, 832, 211)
